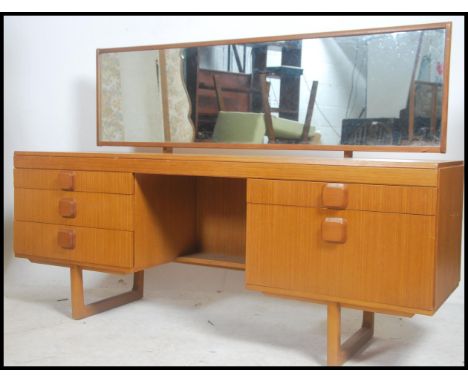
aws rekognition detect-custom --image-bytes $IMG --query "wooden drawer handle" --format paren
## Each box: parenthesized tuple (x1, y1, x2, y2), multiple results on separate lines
(58, 171, 75, 191)
(322, 183, 348, 209)
(59, 198, 76, 218)
(57, 229, 76, 249)
(322, 217, 347, 244)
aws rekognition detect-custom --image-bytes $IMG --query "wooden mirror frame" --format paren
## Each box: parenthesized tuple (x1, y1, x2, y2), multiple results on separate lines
(96, 22, 452, 153)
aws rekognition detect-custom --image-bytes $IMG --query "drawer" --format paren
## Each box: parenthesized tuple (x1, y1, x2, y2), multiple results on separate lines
(246, 204, 436, 310)
(14, 189, 133, 231)
(247, 179, 436, 215)
(14, 221, 133, 269)
(14, 168, 134, 194)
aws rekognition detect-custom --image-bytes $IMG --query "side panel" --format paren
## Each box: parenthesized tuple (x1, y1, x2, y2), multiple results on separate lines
(134, 174, 197, 270)
(434, 165, 464, 309)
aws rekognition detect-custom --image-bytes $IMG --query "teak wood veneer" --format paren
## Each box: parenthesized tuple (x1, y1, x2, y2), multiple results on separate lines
(13, 151, 464, 366)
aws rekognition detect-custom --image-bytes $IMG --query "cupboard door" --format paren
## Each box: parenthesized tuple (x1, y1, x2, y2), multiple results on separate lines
(246, 204, 436, 310)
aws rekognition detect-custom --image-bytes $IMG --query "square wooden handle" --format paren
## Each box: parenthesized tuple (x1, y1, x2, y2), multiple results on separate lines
(58, 171, 75, 191)
(322, 217, 347, 243)
(322, 183, 348, 209)
(57, 229, 76, 249)
(59, 198, 76, 218)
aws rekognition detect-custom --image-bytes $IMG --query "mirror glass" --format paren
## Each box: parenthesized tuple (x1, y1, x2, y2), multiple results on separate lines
(98, 25, 448, 149)
(99, 50, 166, 142)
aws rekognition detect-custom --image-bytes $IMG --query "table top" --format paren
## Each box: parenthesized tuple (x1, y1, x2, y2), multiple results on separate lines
(14, 151, 463, 169)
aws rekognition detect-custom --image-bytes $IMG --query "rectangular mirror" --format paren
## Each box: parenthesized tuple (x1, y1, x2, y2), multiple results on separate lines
(97, 22, 451, 152)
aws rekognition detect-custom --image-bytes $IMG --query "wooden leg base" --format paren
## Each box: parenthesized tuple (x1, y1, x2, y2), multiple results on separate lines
(327, 302, 374, 366)
(70, 266, 144, 320)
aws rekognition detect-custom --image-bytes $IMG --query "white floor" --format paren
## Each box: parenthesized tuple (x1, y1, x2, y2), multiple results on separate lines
(4, 263, 465, 367)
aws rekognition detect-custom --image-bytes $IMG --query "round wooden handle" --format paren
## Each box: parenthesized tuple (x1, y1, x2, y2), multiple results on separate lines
(57, 229, 76, 249)
(59, 198, 77, 218)
(322, 183, 348, 209)
(58, 171, 75, 191)
(321, 217, 347, 243)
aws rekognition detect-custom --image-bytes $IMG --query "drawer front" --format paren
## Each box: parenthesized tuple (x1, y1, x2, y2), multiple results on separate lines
(248, 179, 436, 215)
(246, 203, 436, 310)
(14, 169, 134, 194)
(14, 189, 133, 231)
(14, 221, 133, 269)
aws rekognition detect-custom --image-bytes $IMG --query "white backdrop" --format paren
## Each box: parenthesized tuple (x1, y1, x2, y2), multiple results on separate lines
(4, 15, 464, 292)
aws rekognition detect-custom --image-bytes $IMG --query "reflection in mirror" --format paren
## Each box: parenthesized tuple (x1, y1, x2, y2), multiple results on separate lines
(98, 25, 448, 149)
(100, 50, 165, 142)
(99, 49, 195, 142)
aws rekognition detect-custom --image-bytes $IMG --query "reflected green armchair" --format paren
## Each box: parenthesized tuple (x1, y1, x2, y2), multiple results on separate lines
(212, 111, 266, 143)
(212, 111, 321, 144)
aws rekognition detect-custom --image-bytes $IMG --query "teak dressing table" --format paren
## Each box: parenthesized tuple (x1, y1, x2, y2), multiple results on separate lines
(13, 22, 464, 366)
(13, 152, 463, 365)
